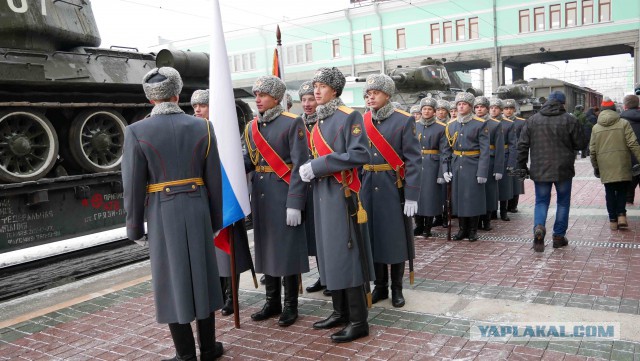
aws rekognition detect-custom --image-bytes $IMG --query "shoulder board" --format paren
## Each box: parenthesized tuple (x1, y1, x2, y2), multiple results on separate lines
(473, 116, 486, 123)
(515, 117, 526, 121)
(447, 118, 457, 124)
(281, 111, 298, 119)
(436, 120, 447, 127)
(491, 118, 501, 123)
(502, 118, 513, 123)
(394, 109, 411, 117)
(338, 105, 354, 115)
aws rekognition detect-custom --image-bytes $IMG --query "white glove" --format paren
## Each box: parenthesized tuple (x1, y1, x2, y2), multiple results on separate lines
(286, 208, 302, 226)
(437, 178, 445, 184)
(494, 173, 503, 181)
(404, 200, 418, 217)
(443, 172, 453, 183)
(299, 163, 315, 182)
(477, 177, 487, 184)
(133, 235, 148, 247)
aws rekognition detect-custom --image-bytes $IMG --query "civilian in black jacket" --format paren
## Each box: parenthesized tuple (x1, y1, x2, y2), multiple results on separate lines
(622, 95, 640, 203)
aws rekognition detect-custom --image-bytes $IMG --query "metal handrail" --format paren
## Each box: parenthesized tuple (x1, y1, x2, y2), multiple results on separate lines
(3, 51, 48, 60)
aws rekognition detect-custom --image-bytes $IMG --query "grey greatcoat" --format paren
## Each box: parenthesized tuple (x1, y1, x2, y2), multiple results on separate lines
(244, 111, 310, 277)
(361, 109, 422, 265)
(444, 116, 490, 217)
(485, 118, 505, 212)
(511, 116, 527, 195)
(123, 107, 223, 324)
(416, 119, 448, 216)
(498, 118, 517, 201)
(309, 105, 375, 291)
(304, 121, 317, 256)
(215, 219, 252, 277)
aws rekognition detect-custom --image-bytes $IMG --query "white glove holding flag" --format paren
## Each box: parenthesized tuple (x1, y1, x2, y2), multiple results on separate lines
(404, 200, 418, 217)
(494, 173, 503, 181)
(286, 208, 302, 226)
(299, 163, 315, 182)
(443, 172, 453, 183)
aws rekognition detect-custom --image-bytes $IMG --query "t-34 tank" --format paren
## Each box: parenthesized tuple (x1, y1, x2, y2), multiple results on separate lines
(0, 1, 252, 183)
(494, 79, 541, 117)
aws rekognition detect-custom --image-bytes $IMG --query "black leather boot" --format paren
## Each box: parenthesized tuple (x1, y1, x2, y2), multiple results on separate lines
(164, 323, 197, 361)
(508, 196, 519, 213)
(491, 210, 498, 220)
(313, 289, 348, 329)
(371, 263, 388, 304)
(390, 262, 405, 308)
(482, 212, 492, 231)
(331, 286, 369, 343)
(196, 314, 223, 361)
(413, 216, 425, 236)
(500, 201, 511, 221)
(453, 217, 468, 240)
(251, 275, 282, 321)
(424, 216, 433, 237)
(278, 275, 299, 326)
(306, 264, 325, 293)
(432, 214, 443, 227)
(220, 275, 239, 316)
(468, 216, 479, 242)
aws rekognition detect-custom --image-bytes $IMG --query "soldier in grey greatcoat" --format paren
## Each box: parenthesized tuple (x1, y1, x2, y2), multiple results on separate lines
(299, 67, 374, 343)
(191, 89, 253, 317)
(298, 81, 328, 296)
(443, 92, 490, 241)
(123, 67, 224, 360)
(414, 97, 447, 237)
(360, 74, 421, 309)
(474, 96, 504, 231)
(243, 75, 309, 327)
(504, 99, 527, 212)
(433, 100, 451, 228)
(495, 98, 518, 219)
(410, 104, 421, 121)
(449, 101, 458, 119)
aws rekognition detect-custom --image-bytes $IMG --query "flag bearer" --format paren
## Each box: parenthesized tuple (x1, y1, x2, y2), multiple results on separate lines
(243, 75, 309, 327)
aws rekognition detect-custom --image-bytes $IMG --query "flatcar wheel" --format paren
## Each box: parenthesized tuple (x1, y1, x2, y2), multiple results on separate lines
(0, 110, 58, 183)
(69, 109, 128, 173)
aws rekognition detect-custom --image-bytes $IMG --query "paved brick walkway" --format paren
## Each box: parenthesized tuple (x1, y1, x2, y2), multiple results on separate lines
(2, 158, 640, 360)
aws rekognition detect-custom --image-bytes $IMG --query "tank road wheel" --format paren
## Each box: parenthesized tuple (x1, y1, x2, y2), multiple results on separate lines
(69, 110, 128, 173)
(0, 110, 59, 183)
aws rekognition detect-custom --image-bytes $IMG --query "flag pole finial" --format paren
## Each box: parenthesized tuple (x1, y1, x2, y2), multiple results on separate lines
(276, 25, 282, 46)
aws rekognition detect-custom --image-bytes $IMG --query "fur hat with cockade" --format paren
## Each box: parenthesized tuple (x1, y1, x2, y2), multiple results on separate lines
(455, 92, 475, 106)
(142, 67, 183, 101)
(298, 81, 314, 100)
(312, 67, 346, 97)
(364, 73, 395, 97)
(190, 89, 209, 106)
(252, 75, 286, 102)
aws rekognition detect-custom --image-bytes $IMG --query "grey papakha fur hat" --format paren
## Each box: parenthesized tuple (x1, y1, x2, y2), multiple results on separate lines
(252, 75, 286, 102)
(489, 97, 503, 109)
(298, 80, 314, 100)
(190, 89, 209, 106)
(409, 105, 421, 114)
(285, 93, 293, 109)
(142, 67, 183, 101)
(449, 101, 457, 110)
(420, 97, 437, 110)
(312, 67, 346, 97)
(503, 99, 517, 108)
(455, 92, 475, 106)
(364, 74, 395, 97)
(436, 99, 450, 111)
(474, 96, 490, 108)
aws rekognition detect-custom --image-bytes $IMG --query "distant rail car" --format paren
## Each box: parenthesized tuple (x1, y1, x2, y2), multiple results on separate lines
(528, 78, 603, 113)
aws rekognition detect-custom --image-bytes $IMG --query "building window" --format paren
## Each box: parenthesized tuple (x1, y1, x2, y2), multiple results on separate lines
(519, 9, 530, 33)
(550, 4, 561, 29)
(534, 7, 545, 31)
(249, 53, 256, 69)
(599, 0, 610, 22)
(286, 46, 294, 65)
(233, 54, 241, 72)
(396, 28, 406, 49)
(566, 2, 577, 26)
(305, 43, 313, 62)
(332, 39, 340, 58)
(443, 21, 452, 43)
(363, 34, 372, 54)
(456, 19, 465, 41)
(583, 0, 593, 24)
(430, 23, 440, 44)
(229, 52, 257, 73)
(469, 17, 479, 39)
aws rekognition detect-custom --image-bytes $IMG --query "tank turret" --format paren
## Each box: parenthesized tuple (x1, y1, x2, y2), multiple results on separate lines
(387, 58, 451, 92)
(494, 80, 540, 117)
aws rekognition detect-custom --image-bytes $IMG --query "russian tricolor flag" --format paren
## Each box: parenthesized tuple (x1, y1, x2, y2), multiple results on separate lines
(209, 0, 251, 252)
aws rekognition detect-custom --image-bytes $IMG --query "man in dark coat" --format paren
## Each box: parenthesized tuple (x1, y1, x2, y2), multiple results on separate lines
(298, 80, 329, 296)
(414, 97, 447, 236)
(475, 96, 504, 230)
(299, 67, 375, 343)
(573, 105, 591, 158)
(191, 90, 253, 317)
(623, 95, 640, 203)
(444, 92, 490, 241)
(503, 99, 526, 213)
(244, 75, 310, 327)
(361, 74, 421, 308)
(517, 91, 585, 252)
(123, 67, 224, 360)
